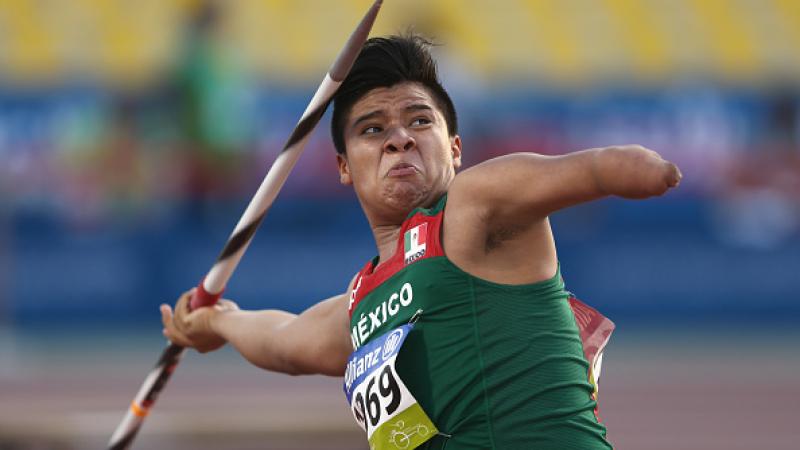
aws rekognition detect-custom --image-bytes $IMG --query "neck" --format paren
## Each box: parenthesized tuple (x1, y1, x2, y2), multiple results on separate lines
(371, 223, 402, 267)
(361, 187, 448, 267)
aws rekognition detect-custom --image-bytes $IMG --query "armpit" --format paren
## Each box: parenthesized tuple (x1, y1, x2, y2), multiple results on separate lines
(484, 225, 523, 252)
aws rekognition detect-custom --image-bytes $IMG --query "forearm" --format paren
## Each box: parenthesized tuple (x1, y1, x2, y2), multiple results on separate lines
(591, 145, 682, 199)
(164, 288, 352, 376)
(209, 293, 351, 376)
(211, 309, 299, 373)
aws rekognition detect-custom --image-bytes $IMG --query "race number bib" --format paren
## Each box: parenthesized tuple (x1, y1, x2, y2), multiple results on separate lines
(343, 324, 437, 450)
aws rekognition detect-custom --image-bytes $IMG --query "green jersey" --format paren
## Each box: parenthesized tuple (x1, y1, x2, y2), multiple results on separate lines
(347, 195, 614, 449)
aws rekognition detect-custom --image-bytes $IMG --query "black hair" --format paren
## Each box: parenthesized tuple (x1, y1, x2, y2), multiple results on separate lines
(330, 33, 458, 155)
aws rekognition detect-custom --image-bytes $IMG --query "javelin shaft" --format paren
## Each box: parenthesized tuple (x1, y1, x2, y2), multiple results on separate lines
(107, 2, 383, 449)
(108, 344, 184, 450)
(196, 0, 383, 308)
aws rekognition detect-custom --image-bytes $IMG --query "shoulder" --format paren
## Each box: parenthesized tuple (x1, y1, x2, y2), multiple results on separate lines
(449, 152, 552, 195)
(442, 153, 557, 278)
(446, 154, 530, 224)
(442, 167, 494, 263)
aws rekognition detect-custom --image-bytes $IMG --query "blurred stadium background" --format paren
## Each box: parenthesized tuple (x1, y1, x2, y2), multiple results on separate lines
(0, 0, 798, 449)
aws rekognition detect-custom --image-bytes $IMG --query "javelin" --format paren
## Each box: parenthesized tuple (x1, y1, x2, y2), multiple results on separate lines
(107, 2, 384, 448)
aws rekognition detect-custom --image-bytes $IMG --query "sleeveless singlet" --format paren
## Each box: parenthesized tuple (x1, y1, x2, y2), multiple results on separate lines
(347, 194, 614, 450)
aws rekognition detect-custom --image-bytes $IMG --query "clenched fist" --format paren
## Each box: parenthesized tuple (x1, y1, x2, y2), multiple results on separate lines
(161, 288, 239, 353)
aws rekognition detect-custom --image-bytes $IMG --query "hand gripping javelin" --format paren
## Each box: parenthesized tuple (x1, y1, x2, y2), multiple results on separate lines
(107, 2, 384, 448)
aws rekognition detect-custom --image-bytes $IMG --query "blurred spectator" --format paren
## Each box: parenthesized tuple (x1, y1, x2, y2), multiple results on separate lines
(169, 0, 254, 215)
(765, 87, 800, 153)
(0, 194, 8, 326)
(710, 87, 800, 249)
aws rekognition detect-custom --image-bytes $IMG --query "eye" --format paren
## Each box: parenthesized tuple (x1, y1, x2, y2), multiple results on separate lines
(362, 126, 382, 135)
(411, 117, 431, 127)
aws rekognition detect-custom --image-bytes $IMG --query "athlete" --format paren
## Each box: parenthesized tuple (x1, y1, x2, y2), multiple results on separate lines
(161, 34, 681, 449)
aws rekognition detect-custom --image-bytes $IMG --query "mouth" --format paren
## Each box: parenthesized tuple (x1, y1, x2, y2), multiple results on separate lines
(386, 162, 419, 178)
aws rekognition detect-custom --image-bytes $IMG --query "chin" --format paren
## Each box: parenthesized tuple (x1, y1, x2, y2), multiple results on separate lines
(381, 183, 429, 212)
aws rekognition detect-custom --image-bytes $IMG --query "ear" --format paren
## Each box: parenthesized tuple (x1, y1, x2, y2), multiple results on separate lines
(337, 153, 352, 185)
(450, 135, 463, 170)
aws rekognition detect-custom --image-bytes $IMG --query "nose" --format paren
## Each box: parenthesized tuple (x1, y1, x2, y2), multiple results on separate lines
(383, 126, 415, 153)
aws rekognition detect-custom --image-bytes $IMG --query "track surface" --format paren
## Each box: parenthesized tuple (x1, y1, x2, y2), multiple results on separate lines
(0, 327, 797, 449)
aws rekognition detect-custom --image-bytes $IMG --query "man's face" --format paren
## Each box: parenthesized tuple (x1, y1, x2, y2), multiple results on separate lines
(337, 82, 461, 222)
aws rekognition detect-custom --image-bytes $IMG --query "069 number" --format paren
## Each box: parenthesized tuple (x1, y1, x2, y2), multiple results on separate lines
(353, 365, 402, 428)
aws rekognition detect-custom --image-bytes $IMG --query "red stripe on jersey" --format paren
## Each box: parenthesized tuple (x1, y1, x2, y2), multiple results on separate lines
(348, 208, 444, 317)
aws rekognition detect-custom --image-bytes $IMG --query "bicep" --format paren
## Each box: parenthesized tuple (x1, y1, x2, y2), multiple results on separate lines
(278, 293, 353, 376)
(450, 150, 603, 225)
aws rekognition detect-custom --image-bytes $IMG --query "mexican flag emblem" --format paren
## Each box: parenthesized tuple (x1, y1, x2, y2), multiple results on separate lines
(404, 223, 427, 265)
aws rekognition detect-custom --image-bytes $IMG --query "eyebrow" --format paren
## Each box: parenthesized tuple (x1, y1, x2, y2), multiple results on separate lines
(405, 103, 433, 114)
(351, 103, 435, 129)
(351, 110, 384, 128)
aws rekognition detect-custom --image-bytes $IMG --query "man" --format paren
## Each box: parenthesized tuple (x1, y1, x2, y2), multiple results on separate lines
(162, 34, 681, 449)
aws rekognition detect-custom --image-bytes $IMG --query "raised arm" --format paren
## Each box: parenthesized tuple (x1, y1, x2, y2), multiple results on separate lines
(161, 284, 354, 377)
(449, 145, 681, 225)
